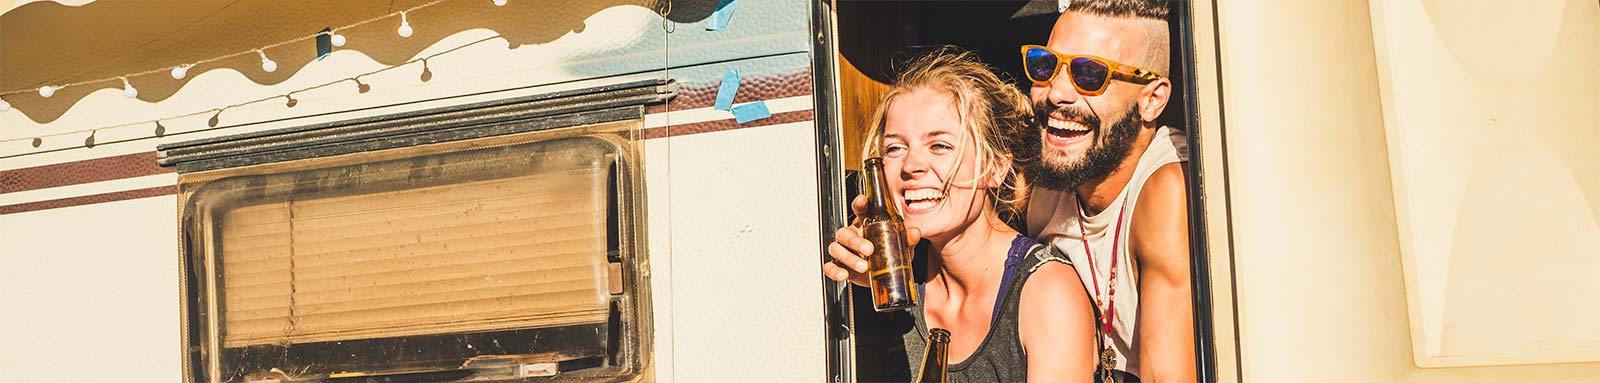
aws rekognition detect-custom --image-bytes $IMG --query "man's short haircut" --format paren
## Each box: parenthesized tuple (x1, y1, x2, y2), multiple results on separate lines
(1068, 0, 1169, 20)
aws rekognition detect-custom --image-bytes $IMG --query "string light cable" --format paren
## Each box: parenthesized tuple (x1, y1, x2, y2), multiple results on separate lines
(0, 0, 534, 156)
(0, 0, 560, 157)
(0, 0, 450, 98)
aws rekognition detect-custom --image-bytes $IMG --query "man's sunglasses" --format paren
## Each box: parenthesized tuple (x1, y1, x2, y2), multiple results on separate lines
(1021, 45, 1162, 96)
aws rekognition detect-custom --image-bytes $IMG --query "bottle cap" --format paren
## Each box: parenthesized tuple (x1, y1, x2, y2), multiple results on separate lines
(929, 328, 951, 342)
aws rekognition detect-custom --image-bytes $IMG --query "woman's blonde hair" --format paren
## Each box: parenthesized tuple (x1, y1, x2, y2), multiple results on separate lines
(861, 46, 1034, 223)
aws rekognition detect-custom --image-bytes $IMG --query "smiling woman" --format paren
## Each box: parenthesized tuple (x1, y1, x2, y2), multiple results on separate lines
(834, 47, 1099, 382)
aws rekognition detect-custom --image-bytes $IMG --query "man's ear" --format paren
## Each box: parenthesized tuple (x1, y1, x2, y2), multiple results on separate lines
(1138, 78, 1172, 123)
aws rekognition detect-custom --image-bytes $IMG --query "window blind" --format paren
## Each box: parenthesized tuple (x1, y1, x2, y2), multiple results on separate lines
(215, 149, 612, 348)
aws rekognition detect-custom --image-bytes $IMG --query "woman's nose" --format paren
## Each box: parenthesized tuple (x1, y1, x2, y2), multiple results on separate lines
(901, 150, 930, 178)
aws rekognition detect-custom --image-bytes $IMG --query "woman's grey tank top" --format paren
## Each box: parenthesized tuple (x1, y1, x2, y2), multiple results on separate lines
(897, 235, 1073, 382)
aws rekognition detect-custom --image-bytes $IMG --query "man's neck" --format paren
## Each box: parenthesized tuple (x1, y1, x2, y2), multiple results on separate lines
(1075, 126, 1158, 216)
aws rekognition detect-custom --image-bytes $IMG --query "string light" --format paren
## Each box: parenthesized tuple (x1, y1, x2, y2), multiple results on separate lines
(492, 0, 507, 6)
(285, 94, 298, 108)
(0, 0, 449, 104)
(258, 50, 278, 73)
(330, 30, 347, 47)
(0, 97, 10, 112)
(121, 77, 139, 98)
(397, 12, 414, 38)
(2, 15, 502, 158)
(420, 59, 433, 82)
(84, 130, 97, 148)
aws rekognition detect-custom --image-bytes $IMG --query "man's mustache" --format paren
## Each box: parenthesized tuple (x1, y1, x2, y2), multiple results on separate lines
(1034, 103, 1102, 130)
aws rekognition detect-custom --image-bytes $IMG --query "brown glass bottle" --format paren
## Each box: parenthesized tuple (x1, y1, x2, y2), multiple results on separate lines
(861, 157, 917, 312)
(915, 328, 952, 383)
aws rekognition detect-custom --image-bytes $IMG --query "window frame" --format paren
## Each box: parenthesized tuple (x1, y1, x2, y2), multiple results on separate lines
(160, 79, 672, 383)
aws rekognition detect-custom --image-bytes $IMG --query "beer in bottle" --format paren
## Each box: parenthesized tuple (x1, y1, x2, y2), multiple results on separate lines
(915, 328, 952, 383)
(861, 157, 917, 312)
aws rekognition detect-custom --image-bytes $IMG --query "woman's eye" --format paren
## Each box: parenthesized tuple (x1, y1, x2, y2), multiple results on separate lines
(883, 145, 906, 156)
(930, 142, 954, 153)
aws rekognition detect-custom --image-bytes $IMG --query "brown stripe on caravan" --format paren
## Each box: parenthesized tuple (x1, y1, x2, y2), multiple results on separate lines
(647, 70, 813, 114)
(1, 152, 172, 193)
(642, 110, 815, 139)
(0, 185, 176, 215)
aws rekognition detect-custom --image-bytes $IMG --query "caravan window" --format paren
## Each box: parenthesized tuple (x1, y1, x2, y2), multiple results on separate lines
(176, 116, 651, 382)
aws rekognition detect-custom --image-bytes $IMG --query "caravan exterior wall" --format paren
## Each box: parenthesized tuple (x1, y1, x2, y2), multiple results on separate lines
(1, 1, 825, 381)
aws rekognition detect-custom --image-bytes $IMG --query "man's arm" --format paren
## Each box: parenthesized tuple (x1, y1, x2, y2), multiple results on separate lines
(1130, 162, 1196, 382)
(1018, 261, 1097, 383)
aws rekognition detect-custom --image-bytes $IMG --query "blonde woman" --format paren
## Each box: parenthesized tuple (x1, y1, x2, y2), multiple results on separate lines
(824, 48, 1098, 382)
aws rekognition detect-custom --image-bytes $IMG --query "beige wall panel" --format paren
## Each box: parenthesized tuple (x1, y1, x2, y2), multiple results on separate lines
(1216, 0, 1415, 381)
(1369, 0, 1600, 368)
(646, 121, 824, 382)
(1218, 0, 1600, 381)
(0, 196, 181, 382)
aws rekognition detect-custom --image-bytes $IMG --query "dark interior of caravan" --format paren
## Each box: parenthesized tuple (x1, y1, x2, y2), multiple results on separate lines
(829, 1, 1213, 381)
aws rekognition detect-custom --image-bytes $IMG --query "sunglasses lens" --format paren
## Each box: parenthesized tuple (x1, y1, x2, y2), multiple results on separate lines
(1024, 48, 1058, 83)
(1069, 57, 1110, 93)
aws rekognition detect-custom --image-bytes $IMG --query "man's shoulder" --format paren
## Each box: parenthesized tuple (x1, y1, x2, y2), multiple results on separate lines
(1131, 162, 1189, 262)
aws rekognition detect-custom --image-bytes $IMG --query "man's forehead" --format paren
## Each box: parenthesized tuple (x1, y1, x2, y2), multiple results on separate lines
(1046, 13, 1154, 58)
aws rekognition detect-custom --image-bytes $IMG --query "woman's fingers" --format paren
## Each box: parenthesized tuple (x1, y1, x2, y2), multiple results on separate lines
(831, 226, 872, 271)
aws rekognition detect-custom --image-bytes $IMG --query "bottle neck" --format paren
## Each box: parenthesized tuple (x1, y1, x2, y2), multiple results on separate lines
(863, 162, 901, 220)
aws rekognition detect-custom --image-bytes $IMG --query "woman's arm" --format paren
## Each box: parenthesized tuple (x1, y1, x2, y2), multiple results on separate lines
(1017, 261, 1098, 383)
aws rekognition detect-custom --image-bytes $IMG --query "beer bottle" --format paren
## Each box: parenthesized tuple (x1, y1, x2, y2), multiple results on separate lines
(861, 157, 916, 312)
(915, 328, 952, 383)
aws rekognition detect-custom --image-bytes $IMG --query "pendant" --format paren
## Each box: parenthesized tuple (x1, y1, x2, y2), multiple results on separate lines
(1098, 346, 1118, 383)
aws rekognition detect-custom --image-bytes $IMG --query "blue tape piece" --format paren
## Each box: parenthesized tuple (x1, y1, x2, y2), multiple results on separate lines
(714, 69, 740, 111)
(732, 101, 771, 124)
(706, 0, 738, 31)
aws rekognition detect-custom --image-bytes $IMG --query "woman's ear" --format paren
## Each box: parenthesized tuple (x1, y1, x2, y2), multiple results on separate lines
(985, 155, 1013, 189)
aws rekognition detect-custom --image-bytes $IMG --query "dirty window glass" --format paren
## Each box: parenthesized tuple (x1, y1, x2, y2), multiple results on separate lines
(180, 127, 646, 382)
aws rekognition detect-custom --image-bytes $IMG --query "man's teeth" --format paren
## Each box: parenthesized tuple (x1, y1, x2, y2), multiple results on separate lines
(1047, 118, 1091, 132)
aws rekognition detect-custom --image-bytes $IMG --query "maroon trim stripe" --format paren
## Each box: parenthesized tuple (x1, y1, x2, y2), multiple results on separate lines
(0, 185, 176, 215)
(647, 70, 813, 114)
(642, 110, 814, 139)
(1, 152, 173, 193)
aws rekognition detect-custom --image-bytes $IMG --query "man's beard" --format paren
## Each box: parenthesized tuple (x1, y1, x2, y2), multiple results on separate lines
(1018, 102, 1143, 191)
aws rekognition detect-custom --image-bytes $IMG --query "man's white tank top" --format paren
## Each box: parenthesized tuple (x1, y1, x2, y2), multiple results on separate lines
(1025, 126, 1188, 377)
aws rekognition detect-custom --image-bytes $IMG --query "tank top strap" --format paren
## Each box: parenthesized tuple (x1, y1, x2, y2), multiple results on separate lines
(991, 235, 1040, 322)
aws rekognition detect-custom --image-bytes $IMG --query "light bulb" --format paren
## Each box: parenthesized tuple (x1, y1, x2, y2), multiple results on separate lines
(331, 32, 346, 47)
(258, 50, 278, 72)
(121, 78, 138, 98)
(39, 85, 56, 97)
(171, 65, 189, 80)
(0, 98, 10, 112)
(492, 0, 507, 6)
(397, 12, 413, 37)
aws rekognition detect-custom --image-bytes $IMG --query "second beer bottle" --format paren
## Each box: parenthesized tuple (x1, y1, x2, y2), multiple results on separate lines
(861, 157, 917, 312)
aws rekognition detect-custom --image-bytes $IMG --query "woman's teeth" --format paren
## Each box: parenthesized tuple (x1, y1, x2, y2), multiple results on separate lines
(904, 189, 944, 210)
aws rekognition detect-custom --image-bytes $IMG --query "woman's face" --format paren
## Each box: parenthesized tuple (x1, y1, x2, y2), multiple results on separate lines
(881, 88, 991, 241)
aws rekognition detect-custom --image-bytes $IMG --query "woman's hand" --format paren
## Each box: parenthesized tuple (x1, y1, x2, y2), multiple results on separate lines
(822, 195, 921, 287)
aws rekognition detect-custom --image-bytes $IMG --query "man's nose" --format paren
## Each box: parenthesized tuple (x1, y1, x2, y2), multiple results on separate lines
(1045, 74, 1082, 106)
